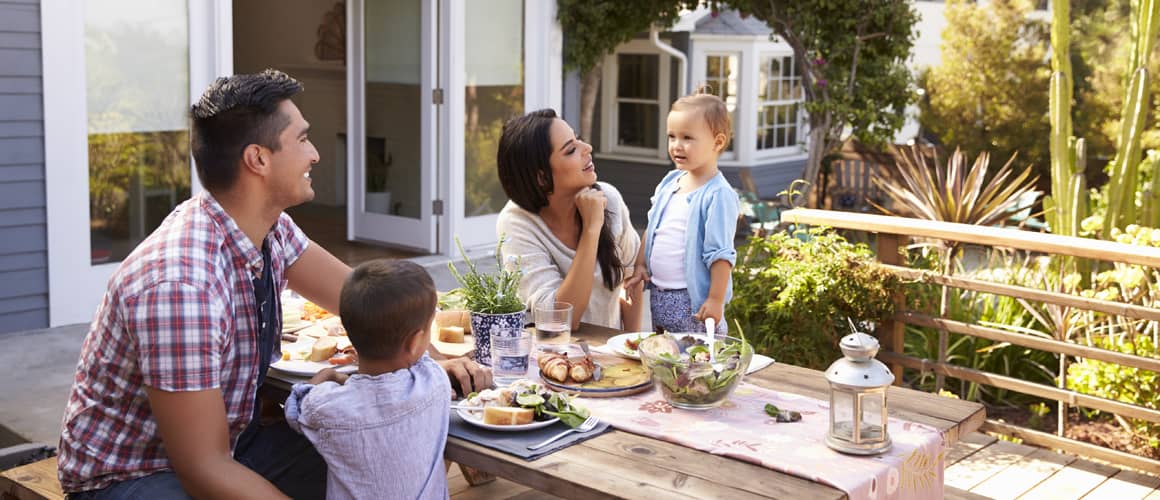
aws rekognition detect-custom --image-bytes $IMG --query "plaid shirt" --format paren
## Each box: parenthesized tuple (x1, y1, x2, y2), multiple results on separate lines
(57, 192, 309, 493)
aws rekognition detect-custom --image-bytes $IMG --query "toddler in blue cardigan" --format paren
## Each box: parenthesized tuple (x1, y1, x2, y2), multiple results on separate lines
(627, 88, 740, 334)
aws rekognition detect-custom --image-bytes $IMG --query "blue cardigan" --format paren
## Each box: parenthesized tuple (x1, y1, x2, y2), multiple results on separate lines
(643, 170, 740, 310)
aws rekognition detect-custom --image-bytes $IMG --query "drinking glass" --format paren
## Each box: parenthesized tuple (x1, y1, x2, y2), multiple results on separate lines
(490, 327, 532, 386)
(533, 302, 572, 347)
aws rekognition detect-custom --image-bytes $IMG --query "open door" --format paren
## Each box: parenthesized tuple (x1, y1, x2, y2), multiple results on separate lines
(347, 0, 438, 252)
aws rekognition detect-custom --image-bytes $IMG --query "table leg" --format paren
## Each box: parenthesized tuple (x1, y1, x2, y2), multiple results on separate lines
(457, 464, 496, 486)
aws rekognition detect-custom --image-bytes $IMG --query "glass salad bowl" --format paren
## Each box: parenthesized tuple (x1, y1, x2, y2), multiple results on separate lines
(637, 332, 753, 410)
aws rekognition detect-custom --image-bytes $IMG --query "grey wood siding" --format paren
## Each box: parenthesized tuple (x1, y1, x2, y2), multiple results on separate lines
(0, 0, 48, 333)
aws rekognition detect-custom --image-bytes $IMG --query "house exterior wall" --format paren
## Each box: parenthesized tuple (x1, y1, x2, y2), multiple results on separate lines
(0, 0, 49, 333)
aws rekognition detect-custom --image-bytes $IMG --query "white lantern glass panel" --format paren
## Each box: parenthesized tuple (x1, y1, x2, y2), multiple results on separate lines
(830, 388, 855, 441)
(856, 391, 886, 444)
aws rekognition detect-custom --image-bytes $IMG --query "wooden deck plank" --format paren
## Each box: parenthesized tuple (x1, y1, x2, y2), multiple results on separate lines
(1018, 457, 1121, 500)
(970, 448, 1075, 499)
(946, 432, 999, 466)
(945, 485, 993, 499)
(1083, 469, 1160, 499)
(944, 439, 1038, 491)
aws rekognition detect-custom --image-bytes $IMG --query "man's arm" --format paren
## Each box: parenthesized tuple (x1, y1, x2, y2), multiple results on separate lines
(286, 240, 351, 314)
(145, 387, 288, 499)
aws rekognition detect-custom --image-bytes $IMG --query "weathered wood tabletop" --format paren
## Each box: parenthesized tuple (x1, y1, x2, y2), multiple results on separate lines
(264, 322, 985, 499)
(441, 323, 986, 499)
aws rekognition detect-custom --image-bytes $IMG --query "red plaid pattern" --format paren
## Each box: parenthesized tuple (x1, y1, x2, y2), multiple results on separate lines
(57, 192, 309, 493)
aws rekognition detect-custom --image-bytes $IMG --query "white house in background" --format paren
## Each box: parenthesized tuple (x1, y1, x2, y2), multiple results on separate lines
(1, 0, 561, 331)
(584, 7, 810, 227)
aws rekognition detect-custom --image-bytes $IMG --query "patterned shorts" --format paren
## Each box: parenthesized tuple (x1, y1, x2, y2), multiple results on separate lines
(649, 287, 728, 334)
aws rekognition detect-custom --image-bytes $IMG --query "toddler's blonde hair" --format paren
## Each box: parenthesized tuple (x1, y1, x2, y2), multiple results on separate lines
(670, 85, 732, 151)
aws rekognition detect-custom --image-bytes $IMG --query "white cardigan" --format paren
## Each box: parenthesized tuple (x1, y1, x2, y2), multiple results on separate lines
(496, 182, 640, 329)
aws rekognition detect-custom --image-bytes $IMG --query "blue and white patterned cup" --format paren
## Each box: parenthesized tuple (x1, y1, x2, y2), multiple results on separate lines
(469, 310, 526, 366)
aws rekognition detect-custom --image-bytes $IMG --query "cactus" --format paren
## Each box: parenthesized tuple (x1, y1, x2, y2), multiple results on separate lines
(1046, 0, 1088, 237)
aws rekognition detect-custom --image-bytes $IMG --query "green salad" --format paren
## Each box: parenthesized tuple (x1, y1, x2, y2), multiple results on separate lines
(464, 379, 591, 428)
(639, 332, 754, 407)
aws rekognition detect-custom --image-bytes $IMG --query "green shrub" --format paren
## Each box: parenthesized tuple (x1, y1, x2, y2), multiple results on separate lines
(1067, 335, 1160, 447)
(727, 227, 902, 370)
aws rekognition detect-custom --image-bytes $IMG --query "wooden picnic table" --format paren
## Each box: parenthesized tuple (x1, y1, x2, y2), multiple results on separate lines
(440, 322, 986, 499)
(263, 322, 985, 499)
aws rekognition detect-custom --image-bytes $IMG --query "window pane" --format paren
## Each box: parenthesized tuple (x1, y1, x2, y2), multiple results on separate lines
(618, 102, 659, 148)
(618, 54, 659, 100)
(707, 56, 720, 78)
(782, 56, 794, 77)
(464, 0, 524, 217)
(86, 0, 190, 264)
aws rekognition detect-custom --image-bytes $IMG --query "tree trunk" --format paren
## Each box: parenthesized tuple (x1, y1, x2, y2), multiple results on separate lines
(579, 60, 603, 142)
(803, 126, 829, 207)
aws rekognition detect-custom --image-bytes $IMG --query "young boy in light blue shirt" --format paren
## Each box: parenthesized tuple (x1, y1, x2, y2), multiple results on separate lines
(627, 89, 740, 334)
(286, 260, 452, 500)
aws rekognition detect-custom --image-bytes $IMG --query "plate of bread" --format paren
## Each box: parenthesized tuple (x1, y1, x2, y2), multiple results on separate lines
(271, 317, 359, 376)
(536, 347, 652, 397)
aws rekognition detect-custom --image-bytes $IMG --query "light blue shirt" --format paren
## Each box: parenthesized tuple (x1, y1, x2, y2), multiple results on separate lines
(644, 170, 740, 311)
(285, 354, 452, 500)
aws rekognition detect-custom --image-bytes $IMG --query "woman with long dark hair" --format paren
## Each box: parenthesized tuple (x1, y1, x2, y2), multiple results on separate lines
(496, 109, 642, 330)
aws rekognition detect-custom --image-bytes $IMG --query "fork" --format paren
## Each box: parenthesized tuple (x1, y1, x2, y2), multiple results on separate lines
(526, 415, 600, 450)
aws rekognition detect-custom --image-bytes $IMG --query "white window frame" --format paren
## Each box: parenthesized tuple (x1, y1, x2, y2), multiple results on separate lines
(42, 0, 230, 327)
(600, 39, 669, 159)
(755, 52, 804, 158)
(699, 51, 740, 161)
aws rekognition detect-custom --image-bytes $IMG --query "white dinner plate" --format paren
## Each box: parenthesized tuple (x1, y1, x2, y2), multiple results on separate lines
(455, 408, 559, 432)
(269, 359, 358, 377)
(603, 332, 657, 360)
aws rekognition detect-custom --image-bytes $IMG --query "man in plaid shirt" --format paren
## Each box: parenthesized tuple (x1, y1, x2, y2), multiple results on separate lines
(58, 70, 492, 499)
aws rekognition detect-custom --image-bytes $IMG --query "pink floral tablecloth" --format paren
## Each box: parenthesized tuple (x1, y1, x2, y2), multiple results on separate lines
(580, 383, 945, 499)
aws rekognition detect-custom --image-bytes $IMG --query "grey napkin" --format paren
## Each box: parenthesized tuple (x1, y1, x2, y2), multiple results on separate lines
(447, 412, 610, 460)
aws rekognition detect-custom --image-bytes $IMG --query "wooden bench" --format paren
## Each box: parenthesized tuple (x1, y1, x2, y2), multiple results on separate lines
(1, 457, 63, 500)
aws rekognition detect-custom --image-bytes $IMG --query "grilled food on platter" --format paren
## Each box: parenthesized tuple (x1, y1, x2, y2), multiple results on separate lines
(458, 379, 590, 428)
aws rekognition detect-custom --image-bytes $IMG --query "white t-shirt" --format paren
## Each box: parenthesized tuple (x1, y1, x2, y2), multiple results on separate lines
(649, 191, 689, 290)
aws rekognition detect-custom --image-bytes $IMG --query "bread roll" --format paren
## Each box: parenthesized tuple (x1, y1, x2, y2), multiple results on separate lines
(435, 310, 471, 334)
(307, 336, 338, 362)
(482, 406, 534, 425)
(438, 326, 465, 343)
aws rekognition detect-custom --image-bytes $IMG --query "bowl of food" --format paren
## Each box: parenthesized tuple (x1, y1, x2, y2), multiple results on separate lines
(637, 332, 753, 410)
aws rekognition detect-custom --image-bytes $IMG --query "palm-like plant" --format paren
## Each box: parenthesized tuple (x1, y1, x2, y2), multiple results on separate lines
(873, 144, 1040, 391)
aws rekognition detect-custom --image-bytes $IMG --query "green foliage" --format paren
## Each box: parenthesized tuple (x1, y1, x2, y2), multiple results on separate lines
(902, 250, 1059, 404)
(556, 0, 693, 73)
(727, 227, 901, 370)
(1067, 335, 1159, 446)
(447, 237, 525, 314)
(919, 0, 1052, 188)
(720, 0, 918, 193)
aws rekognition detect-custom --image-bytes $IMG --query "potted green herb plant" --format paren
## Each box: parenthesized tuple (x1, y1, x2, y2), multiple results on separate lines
(447, 236, 525, 366)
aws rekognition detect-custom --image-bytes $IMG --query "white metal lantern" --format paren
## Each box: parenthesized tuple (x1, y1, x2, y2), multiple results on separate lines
(824, 331, 895, 455)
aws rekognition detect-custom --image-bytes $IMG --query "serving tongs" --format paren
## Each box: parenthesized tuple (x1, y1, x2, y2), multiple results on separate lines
(577, 339, 603, 381)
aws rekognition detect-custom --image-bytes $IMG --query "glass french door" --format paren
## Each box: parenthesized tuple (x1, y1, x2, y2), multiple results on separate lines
(348, 0, 438, 252)
(43, 0, 227, 326)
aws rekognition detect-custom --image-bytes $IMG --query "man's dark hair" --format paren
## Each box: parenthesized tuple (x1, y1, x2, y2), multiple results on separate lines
(496, 109, 624, 290)
(339, 259, 436, 360)
(189, 69, 303, 192)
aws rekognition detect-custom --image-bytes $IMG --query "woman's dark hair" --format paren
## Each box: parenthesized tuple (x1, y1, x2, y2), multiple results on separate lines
(339, 259, 437, 360)
(496, 109, 624, 290)
(189, 69, 303, 193)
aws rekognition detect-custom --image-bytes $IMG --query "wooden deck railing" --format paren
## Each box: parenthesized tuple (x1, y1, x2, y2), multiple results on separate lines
(781, 208, 1160, 473)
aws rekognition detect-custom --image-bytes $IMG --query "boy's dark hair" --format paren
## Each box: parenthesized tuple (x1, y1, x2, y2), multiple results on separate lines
(190, 69, 303, 193)
(339, 259, 436, 360)
(496, 109, 624, 290)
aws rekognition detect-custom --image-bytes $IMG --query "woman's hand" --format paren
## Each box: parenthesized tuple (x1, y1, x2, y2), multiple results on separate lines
(574, 187, 607, 233)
